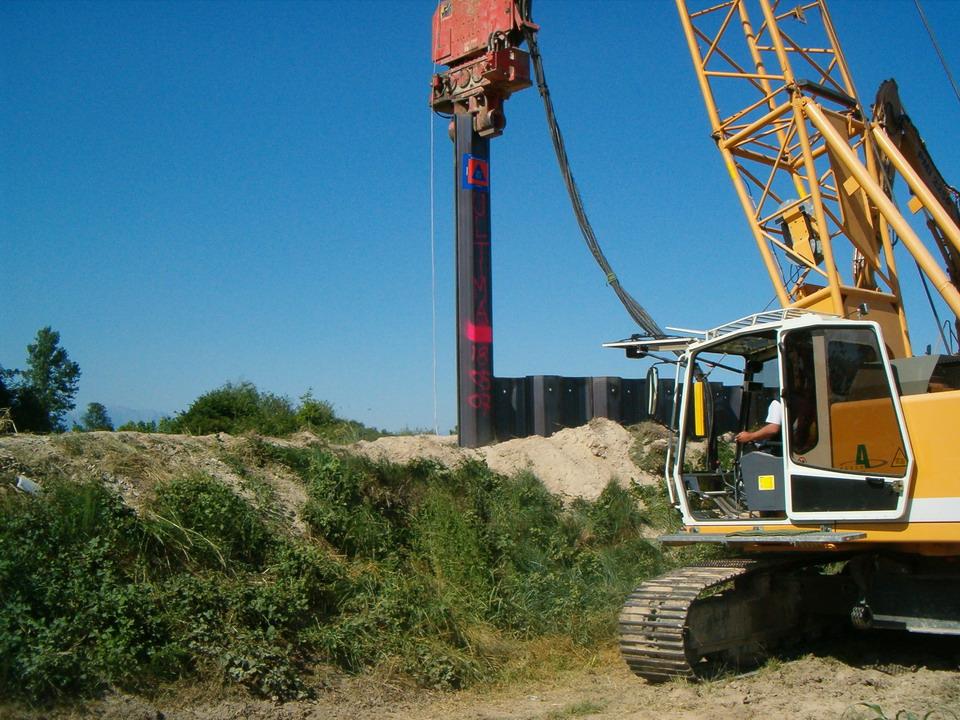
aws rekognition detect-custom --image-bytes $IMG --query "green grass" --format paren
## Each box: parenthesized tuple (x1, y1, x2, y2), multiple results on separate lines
(0, 448, 680, 706)
(540, 699, 607, 718)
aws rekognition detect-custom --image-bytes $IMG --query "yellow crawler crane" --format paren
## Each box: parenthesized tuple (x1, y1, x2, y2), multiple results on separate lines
(608, 0, 960, 681)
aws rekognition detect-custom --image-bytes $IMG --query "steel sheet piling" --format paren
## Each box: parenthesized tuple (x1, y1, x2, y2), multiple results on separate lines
(454, 112, 495, 447)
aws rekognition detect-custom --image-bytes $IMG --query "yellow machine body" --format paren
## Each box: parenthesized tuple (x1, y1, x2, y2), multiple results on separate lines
(643, 311, 960, 559)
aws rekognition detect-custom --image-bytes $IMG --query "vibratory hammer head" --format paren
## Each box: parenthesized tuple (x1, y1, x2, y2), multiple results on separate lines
(429, 0, 537, 138)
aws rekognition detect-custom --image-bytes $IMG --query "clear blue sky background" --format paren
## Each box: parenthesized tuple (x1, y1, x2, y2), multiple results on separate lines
(3, 0, 958, 432)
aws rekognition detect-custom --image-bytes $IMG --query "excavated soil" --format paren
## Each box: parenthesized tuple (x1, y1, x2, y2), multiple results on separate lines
(0, 418, 656, 513)
(0, 430, 314, 533)
(352, 418, 659, 499)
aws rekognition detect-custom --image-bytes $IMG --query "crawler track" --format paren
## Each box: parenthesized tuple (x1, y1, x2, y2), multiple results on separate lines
(618, 559, 781, 682)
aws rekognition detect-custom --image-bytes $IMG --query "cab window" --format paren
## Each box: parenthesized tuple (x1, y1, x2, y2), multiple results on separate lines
(783, 327, 907, 477)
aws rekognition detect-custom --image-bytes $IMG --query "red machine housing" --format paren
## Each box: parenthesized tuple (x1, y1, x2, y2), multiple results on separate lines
(430, 0, 536, 137)
(431, 0, 526, 66)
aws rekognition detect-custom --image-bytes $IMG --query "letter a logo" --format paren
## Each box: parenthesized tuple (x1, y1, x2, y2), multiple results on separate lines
(855, 443, 870, 468)
(462, 154, 490, 192)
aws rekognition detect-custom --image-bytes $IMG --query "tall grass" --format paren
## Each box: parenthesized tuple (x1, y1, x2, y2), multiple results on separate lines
(0, 448, 673, 704)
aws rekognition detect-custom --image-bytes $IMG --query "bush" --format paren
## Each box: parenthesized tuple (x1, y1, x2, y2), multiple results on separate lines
(296, 390, 336, 430)
(164, 382, 298, 437)
(149, 474, 273, 569)
(0, 480, 170, 699)
(161, 382, 384, 440)
(301, 452, 413, 559)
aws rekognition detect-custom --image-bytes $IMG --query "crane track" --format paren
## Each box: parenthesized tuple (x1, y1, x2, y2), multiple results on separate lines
(618, 559, 773, 682)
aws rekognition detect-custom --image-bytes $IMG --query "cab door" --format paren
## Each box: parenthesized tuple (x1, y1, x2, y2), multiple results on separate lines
(780, 323, 913, 521)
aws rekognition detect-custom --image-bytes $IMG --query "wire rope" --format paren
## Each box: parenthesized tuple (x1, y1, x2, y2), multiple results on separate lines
(913, 0, 960, 108)
(429, 65, 440, 436)
(915, 259, 952, 354)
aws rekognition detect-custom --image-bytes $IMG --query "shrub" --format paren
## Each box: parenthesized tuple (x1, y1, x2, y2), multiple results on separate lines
(296, 389, 336, 430)
(301, 452, 414, 559)
(149, 474, 273, 569)
(0, 480, 170, 699)
(164, 382, 298, 437)
(161, 382, 385, 440)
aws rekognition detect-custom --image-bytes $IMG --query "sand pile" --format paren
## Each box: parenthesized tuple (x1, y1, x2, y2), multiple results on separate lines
(351, 417, 657, 500)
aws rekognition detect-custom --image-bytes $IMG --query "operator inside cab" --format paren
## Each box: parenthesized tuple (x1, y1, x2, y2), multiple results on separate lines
(734, 399, 781, 445)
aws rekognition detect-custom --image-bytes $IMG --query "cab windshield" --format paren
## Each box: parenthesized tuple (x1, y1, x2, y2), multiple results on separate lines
(677, 330, 781, 520)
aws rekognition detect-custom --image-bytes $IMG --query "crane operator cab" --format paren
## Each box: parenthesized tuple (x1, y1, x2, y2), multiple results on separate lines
(607, 310, 916, 527)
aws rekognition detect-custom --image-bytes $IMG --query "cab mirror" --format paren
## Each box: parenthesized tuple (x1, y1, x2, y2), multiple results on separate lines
(646, 366, 659, 417)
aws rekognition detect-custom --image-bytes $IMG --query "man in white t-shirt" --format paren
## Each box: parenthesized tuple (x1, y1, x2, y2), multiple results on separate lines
(735, 399, 782, 444)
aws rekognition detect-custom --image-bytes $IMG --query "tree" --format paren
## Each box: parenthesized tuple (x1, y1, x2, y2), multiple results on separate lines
(10, 386, 53, 433)
(23, 327, 81, 432)
(80, 402, 113, 431)
(0, 370, 15, 433)
(296, 389, 336, 430)
(0, 368, 14, 411)
(0, 364, 53, 433)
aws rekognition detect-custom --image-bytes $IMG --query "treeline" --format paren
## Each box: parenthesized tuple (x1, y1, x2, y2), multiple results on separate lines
(1, 327, 382, 441)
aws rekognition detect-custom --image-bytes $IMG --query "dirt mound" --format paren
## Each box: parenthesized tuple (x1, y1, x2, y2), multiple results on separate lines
(352, 417, 658, 499)
(0, 430, 317, 534)
(0, 420, 658, 531)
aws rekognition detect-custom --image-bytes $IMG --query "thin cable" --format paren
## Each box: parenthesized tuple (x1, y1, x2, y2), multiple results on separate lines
(914, 0, 960, 107)
(916, 259, 951, 353)
(429, 71, 440, 436)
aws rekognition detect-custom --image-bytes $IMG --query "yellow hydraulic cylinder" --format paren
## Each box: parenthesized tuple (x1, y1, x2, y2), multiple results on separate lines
(805, 100, 960, 323)
(871, 127, 960, 257)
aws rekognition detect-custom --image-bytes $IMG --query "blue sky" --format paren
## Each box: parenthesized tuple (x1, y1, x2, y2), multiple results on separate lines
(3, 0, 959, 432)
